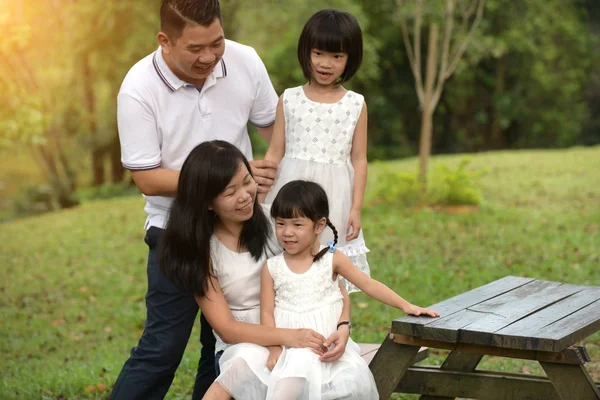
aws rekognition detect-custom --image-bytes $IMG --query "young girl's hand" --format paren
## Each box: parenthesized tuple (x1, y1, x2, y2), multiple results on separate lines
(346, 208, 362, 241)
(404, 304, 440, 318)
(287, 329, 327, 354)
(266, 346, 283, 370)
(320, 325, 350, 363)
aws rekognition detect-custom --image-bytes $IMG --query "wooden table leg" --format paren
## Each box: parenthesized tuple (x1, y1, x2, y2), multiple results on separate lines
(419, 350, 483, 400)
(540, 362, 600, 400)
(369, 334, 420, 399)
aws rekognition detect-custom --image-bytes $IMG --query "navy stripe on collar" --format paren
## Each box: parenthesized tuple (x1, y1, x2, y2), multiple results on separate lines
(153, 53, 176, 92)
(221, 58, 227, 77)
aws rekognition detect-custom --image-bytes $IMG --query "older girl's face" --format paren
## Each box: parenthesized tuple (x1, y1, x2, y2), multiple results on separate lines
(210, 163, 257, 224)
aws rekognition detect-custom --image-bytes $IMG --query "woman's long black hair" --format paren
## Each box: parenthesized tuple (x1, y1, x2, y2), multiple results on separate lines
(270, 180, 338, 262)
(159, 140, 272, 297)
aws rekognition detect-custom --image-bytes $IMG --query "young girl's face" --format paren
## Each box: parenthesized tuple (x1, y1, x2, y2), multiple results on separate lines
(310, 48, 348, 86)
(275, 215, 326, 255)
(210, 162, 257, 225)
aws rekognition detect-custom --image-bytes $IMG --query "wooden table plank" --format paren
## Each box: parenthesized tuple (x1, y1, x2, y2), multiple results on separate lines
(397, 367, 564, 400)
(494, 288, 600, 351)
(536, 299, 600, 352)
(457, 281, 583, 347)
(393, 276, 535, 337)
(416, 280, 581, 345)
(419, 351, 483, 400)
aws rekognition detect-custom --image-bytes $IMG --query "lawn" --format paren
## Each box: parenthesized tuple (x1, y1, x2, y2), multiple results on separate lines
(1, 146, 599, 399)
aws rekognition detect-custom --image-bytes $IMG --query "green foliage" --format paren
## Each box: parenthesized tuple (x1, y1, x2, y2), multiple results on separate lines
(373, 158, 485, 207)
(76, 182, 139, 203)
(2, 148, 599, 399)
(11, 184, 55, 217)
(428, 159, 486, 205)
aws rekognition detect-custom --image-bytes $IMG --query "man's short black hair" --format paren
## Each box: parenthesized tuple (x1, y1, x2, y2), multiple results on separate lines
(160, 0, 222, 42)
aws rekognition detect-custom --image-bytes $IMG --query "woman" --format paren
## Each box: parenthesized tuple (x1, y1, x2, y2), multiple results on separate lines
(159, 140, 351, 380)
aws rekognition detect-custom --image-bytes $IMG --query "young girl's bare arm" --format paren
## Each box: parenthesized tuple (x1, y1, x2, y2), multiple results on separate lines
(347, 102, 368, 241)
(260, 263, 277, 328)
(196, 275, 327, 352)
(260, 263, 286, 368)
(332, 251, 440, 317)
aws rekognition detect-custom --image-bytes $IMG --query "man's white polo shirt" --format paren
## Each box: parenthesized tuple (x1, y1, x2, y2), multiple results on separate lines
(118, 40, 278, 230)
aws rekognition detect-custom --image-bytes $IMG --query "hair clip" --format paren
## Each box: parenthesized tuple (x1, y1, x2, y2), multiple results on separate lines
(328, 240, 336, 253)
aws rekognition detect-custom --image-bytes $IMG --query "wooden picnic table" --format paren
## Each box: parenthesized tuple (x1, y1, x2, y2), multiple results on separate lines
(369, 276, 600, 400)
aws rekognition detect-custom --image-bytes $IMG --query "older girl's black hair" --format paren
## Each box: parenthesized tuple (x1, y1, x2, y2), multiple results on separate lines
(159, 140, 272, 297)
(270, 180, 338, 262)
(297, 9, 363, 85)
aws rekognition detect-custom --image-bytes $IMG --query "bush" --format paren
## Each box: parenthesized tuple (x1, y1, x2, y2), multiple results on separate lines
(12, 184, 56, 217)
(373, 158, 486, 207)
(76, 182, 139, 202)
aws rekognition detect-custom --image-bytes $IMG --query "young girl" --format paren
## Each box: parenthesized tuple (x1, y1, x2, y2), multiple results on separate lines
(205, 180, 439, 400)
(260, 9, 370, 293)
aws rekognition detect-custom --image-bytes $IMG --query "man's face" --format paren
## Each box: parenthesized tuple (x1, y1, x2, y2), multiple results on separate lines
(160, 18, 226, 86)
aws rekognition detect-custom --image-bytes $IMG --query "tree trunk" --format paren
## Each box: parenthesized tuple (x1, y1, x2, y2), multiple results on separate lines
(110, 133, 125, 183)
(82, 54, 104, 186)
(418, 23, 439, 185)
(418, 105, 434, 183)
(489, 55, 506, 149)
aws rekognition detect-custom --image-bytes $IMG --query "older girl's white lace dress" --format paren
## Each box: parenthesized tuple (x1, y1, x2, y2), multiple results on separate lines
(215, 250, 378, 400)
(264, 86, 371, 293)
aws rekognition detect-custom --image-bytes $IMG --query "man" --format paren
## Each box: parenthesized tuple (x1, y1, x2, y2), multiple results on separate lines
(110, 1, 278, 398)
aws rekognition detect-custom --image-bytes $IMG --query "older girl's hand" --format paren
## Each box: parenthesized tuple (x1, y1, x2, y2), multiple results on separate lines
(346, 209, 362, 241)
(287, 329, 327, 355)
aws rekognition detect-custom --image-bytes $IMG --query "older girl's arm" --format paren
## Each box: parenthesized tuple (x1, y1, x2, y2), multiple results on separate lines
(347, 102, 368, 241)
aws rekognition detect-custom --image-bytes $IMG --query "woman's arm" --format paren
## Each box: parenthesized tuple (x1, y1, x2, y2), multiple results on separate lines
(196, 275, 326, 351)
(258, 96, 286, 203)
(347, 102, 368, 241)
(332, 251, 440, 317)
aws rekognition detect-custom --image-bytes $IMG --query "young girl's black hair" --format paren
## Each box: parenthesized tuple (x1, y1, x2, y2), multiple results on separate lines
(159, 140, 272, 297)
(270, 180, 338, 262)
(297, 9, 363, 85)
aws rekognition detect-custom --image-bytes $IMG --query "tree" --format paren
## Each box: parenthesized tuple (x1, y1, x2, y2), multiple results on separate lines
(396, 0, 485, 184)
(0, 4, 81, 209)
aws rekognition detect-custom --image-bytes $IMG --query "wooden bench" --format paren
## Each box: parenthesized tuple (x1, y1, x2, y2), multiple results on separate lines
(368, 276, 600, 400)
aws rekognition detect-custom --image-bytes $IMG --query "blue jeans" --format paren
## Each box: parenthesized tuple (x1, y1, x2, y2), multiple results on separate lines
(109, 227, 216, 400)
(215, 350, 224, 376)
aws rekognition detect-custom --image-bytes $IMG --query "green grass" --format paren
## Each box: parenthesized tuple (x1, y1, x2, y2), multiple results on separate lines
(1, 146, 599, 399)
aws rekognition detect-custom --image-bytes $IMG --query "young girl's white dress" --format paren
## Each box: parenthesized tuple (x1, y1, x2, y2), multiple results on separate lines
(264, 86, 370, 293)
(215, 250, 379, 400)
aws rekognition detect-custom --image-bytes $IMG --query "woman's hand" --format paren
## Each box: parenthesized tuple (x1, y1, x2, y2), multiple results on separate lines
(404, 304, 440, 318)
(266, 346, 283, 370)
(320, 325, 350, 362)
(287, 329, 327, 355)
(346, 208, 362, 241)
